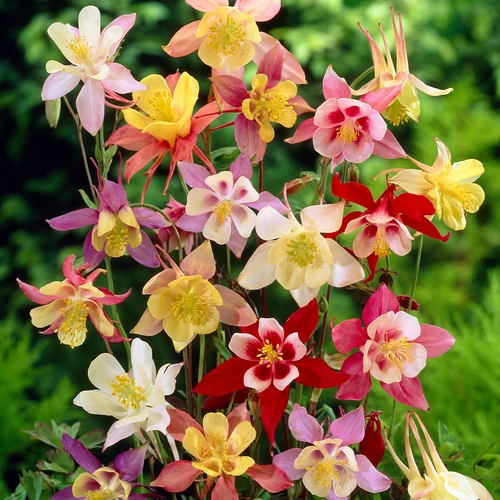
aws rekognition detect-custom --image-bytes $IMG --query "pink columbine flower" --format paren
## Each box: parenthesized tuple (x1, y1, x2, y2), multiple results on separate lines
(287, 66, 406, 169)
(42, 6, 146, 135)
(17, 255, 130, 348)
(273, 405, 392, 499)
(331, 283, 455, 410)
(47, 175, 167, 269)
(176, 153, 287, 257)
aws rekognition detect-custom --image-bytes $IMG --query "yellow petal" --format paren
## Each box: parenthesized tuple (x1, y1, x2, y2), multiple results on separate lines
(133, 74, 171, 116)
(183, 426, 208, 460)
(122, 108, 153, 131)
(228, 421, 256, 455)
(172, 72, 199, 123)
(258, 118, 275, 142)
(97, 210, 116, 237)
(269, 80, 297, 100)
(118, 206, 139, 229)
(224, 455, 255, 476)
(203, 412, 229, 439)
(446, 159, 484, 185)
(30, 299, 66, 328)
(142, 122, 179, 146)
(251, 74, 268, 94)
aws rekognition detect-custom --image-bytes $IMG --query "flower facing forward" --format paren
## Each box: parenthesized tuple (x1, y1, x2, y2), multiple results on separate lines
(354, 8, 453, 125)
(42, 6, 146, 135)
(132, 240, 256, 351)
(390, 138, 485, 230)
(237, 203, 364, 306)
(331, 283, 455, 410)
(48, 176, 167, 269)
(51, 434, 147, 500)
(17, 255, 130, 348)
(274, 405, 391, 499)
(151, 404, 291, 499)
(74, 338, 183, 450)
(386, 412, 493, 499)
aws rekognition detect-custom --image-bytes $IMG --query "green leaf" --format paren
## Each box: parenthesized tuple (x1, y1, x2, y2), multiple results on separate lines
(78, 429, 106, 449)
(211, 147, 241, 170)
(19, 471, 43, 500)
(78, 189, 97, 209)
(213, 337, 232, 360)
(23, 422, 60, 449)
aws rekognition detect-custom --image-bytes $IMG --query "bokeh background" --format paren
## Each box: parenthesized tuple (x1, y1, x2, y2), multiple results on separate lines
(2, 0, 500, 496)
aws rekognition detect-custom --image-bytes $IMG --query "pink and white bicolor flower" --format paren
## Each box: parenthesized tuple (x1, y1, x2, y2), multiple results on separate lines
(42, 6, 146, 135)
(287, 66, 406, 169)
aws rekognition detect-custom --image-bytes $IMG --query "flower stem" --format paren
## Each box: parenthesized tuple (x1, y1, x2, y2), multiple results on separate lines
(387, 398, 398, 440)
(350, 66, 374, 89)
(226, 246, 232, 279)
(197, 335, 206, 422)
(317, 285, 331, 358)
(408, 235, 424, 311)
(183, 345, 194, 417)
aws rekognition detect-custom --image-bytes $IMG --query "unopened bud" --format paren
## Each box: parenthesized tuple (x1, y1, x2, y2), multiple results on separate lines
(323, 352, 347, 370)
(45, 99, 61, 128)
(359, 412, 385, 467)
(347, 163, 360, 183)
(318, 294, 329, 314)
(378, 271, 394, 288)
(282, 173, 315, 195)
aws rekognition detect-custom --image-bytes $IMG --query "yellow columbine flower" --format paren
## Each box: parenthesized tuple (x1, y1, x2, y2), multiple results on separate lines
(390, 138, 485, 230)
(123, 73, 199, 147)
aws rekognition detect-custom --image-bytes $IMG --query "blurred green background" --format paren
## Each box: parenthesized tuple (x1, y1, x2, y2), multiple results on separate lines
(2, 0, 500, 496)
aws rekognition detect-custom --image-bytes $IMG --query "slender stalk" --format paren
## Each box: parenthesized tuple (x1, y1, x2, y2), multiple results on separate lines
(226, 246, 232, 280)
(317, 285, 331, 358)
(350, 66, 374, 89)
(225, 392, 236, 415)
(197, 335, 206, 422)
(408, 235, 424, 311)
(183, 347, 194, 417)
(259, 160, 264, 192)
(387, 398, 398, 440)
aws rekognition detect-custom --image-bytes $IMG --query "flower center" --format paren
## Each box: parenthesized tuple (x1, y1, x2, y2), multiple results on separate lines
(307, 457, 342, 487)
(373, 230, 391, 258)
(109, 374, 146, 410)
(442, 184, 474, 212)
(202, 433, 231, 463)
(256, 339, 283, 367)
(147, 90, 178, 122)
(336, 123, 360, 144)
(213, 199, 232, 225)
(286, 233, 318, 267)
(380, 334, 412, 369)
(384, 99, 410, 126)
(172, 292, 210, 326)
(105, 218, 129, 255)
(67, 36, 92, 65)
(85, 489, 115, 500)
(209, 14, 246, 56)
(252, 92, 294, 124)
(55, 299, 89, 348)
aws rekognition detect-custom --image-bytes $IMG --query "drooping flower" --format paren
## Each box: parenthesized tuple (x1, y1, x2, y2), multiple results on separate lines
(48, 175, 167, 269)
(17, 255, 130, 348)
(237, 202, 364, 306)
(329, 173, 450, 280)
(151, 403, 292, 499)
(273, 405, 392, 499)
(390, 138, 485, 230)
(42, 6, 146, 135)
(386, 412, 493, 499)
(194, 300, 348, 443)
(74, 338, 183, 450)
(331, 283, 455, 410)
(286, 66, 406, 170)
(353, 7, 453, 125)
(51, 433, 148, 500)
(176, 153, 287, 257)
(359, 411, 385, 467)
(132, 240, 256, 351)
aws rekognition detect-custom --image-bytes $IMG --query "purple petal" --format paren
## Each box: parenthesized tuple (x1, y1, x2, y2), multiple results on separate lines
(380, 376, 430, 411)
(353, 455, 392, 493)
(61, 433, 101, 473)
(178, 161, 210, 188)
(210, 75, 248, 107)
(42, 72, 80, 101)
(132, 207, 168, 229)
(127, 231, 160, 268)
(176, 212, 210, 232)
(83, 231, 105, 269)
(246, 191, 287, 213)
(114, 446, 147, 482)
(323, 65, 351, 100)
(362, 283, 400, 326)
(288, 403, 324, 443)
(76, 79, 104, 136)
(50, 486, 76, 500)
(328, 407, 364, 445)
(48, 208, 98, 231)
(256, 42, 284, 88)
(332, 318, 367, 354)
(100, 180, 128, 214)
(272, 448, 304, 480)
(230, 152, 253, 180)
(418, 324, 455, 358)
(373, 129, 406, 159)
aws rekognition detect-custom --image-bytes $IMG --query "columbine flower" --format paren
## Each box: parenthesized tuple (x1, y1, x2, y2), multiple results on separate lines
(48, 176, 167, 269)
(42, 6, 146, 135)
(273, 405, 392, 498)
(194, 300, 347, 443)
(331, 283, 455, 410)
(132, 240, 256, 351)
(17, 255, 129, 348)
(286, 66, 406, 169)
(52, 434, 147, 500)
(74, 338, 183, 450)
(151, 404, 292, 499)
(353, 7, 453, 125)
(330, 173, 450, 280)
(156, 196, 195, 255)
(359, 412, 385, 468)
(390, 138, 485, 230)
(386, 412, 493, 499)
(237, 203, 364, 306)
(176, 153, 286, 257)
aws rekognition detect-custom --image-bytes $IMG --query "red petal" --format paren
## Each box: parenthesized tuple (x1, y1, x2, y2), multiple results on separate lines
(362, 283, 400, 326)
(294, 357, 348, 388)
(246, 464, 292, 492)
(210, 75, 248, 107)
(331, 173, 374, 208)
(260, 385, 290, 445)
(150, 460, 199, 492)
(391, 192, 435, 217)
(212, 474, 237, 500)
(364, 253, 379, 283)
(283, 298, 319, 343)
(380, 376, 430, 411)
(203, 389, 249, 411)
(193, 357, 251, 396)
(400, 214, 450, 242)
(335, 352, 372, 401)
(167, 408, 203, 440)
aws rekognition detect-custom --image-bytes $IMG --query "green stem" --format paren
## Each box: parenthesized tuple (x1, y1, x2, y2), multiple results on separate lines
(183, 347, 194, 417)
(317, 285, 331, 358)
(350, 66, 374, 89)
(226, 245, 232, 279)
(387, 398, 397, 440)
(408, 235, 424, 311)
(197, 335, 206, 422)
(225, 392, 236, 415)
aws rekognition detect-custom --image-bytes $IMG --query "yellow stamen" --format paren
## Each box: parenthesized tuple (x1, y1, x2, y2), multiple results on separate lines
(252, 92, 294, 124)
(380, 334, 412, 369)
(256, 339, 283, 367)
(172, 292, 210, 326)
(373, 231, 391, 258)
(336, 123, 360, 144)
(55, 299, 89, 349)
(213, 199, 232, 226)
(384, 100, 410, 126)
(105, 218, 129, 254)
(147, 90, 178, 122)
(442, 184, 474, 211)
(286, 233, 318, 267)
(306, 456, 349, 487)
(85, 489, 114, 500)
(110, 374, 146, 410)
(209, 14, 246, 56)
(67, 36, 92, 65)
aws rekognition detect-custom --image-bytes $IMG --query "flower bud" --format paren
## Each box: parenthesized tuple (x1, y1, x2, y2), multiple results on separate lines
(359, 411, 385, 467)
(45, 99, 61, 128)
(282, 173, 315, 195)
(348, 163, 360, 183)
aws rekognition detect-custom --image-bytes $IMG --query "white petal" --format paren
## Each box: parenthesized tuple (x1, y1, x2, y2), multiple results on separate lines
(237, 241, 276, 290)
(256, 207, 297, 240)
(203, 212, 232, 244)
(131, 338, 155, 388)
(204, 171, 234, 197)
(300, 202, 345, 232)
(232, 204, 257, 238)
(88, 353, 125, 394)
(229, 176, 259, 204)
(327, 239, 365, 287)
(79, 6, 101, 50)
(75, 390, 127, 417)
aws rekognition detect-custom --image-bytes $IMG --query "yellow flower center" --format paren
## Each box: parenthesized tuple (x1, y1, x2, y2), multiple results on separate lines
(380, 334, 412, 369)
(442, 184, 474, 212)
(67, 36, 92, 65)
(251, 92, 294, 124)
(213, 199, 233, 225)
(256, 339, 283, 367)
(147, 90, 178, 122)
(373, 230, 391, 258)
(306, 456, 350, 487)
(202, 433, 231, 463)
(209, 14, 246, 56)
(55, 299, 89, 349)
(384, 100, 410, 126)
(105, 218, 129, 255)
(172, 292, 211, 326)
(286, 233, 318, 267)
(85, 489, 114, 500)
(336, 123, 360, 145)
(109, 374, 146, 410)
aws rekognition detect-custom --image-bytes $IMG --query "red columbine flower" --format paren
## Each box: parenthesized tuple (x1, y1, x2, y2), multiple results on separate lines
(329, 173, 450, 280)
(359, 411, 385, 467)
(193, 299, 348, 444)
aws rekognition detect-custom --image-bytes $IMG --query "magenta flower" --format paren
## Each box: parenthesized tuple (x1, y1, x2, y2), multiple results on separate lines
(48, 176, 167, 268)
(42, 6, 146, 135)
(273, 405, 391, 499)
(176, 153, 287, 257)
(331, 284, 455, 410)
(287, 66, 406, 169)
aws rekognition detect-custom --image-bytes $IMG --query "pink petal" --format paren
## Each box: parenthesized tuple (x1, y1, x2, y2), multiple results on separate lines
(103, 13, 136, 56)
(273, 362, 299, 390)
(380, 376, 430, 410)
(163, 21, 203, 57)
(186, 0, 228, 11)
(132, 207, 168, 229)
(332, 318, 367, 354)
(180, 240, 215, 279)
(244, 363, 273, 392)
(106, 124, 157, 151)
(124, 141, 167, 182)
(313, 127, 344, 159)
(230, 152, 253, 180)
(127, 232, 160, 268)
(176, 212, 210, 232)
(246, 191, 287, 213)
(353, 455, 392, 493)
(235, 114, 267, 162)
(328, 407, 365, 445)
(273, 448, 304, 480)
(42, 72, 80, 101)
(227, 402, 251, 434)
(288, 403, 323, 443)
(343, 132, 374, 164)
(351, 226, 377, 259)
(48, 208, 98, 231)
(179, 162, 211, 188)
(215, 285, 257, 326)
(192, 100, 221, 134)
(210, 75, 248, 107)
(246, 464, 292, 492)
(362, 283, 400, 326)
(256, 42, 284, 88)
(17, 279, 59, 305)
(314, 99, 343, 128)
(289, 95, 315, 116)
(228, 332, 262, 360)
(323, 65, 351, 100)
(83, 231, 105, 269)
(236, 0, 280, 21)
(227, 225, 248, 258)
(360, 84, 403, 113)
(96, 287, 131, 305)
(335, 352, 372, 401)
(385, 224, 412, 255)
(103, 63, 146, 94)
(76, 79, 104, 136)
(373, 129, 406, 159)
(257, 317, 284, 344)
(150, 460, 199, 491)
(417, 324, 455, 358)
(212, 474, 237, 500)
(280, 332, 307, 361)
(285, 117, 317, 144)
(166, 408, 203, 440)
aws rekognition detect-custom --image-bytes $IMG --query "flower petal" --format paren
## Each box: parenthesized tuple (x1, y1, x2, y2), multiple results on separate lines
(328, 406, 364, 445)
(273, 448, 305, 480)
(246, 463, 293, 492)
(380, 376, 430, 410)
(417, 324, 455, 358)
(42, 72, 80, 100)
(150, 460, 199, 491)
(288, 403, 324, 443)
(76, 79, 104, 136)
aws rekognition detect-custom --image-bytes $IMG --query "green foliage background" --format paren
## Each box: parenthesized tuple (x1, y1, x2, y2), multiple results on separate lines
(1, 0, 499, 496)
